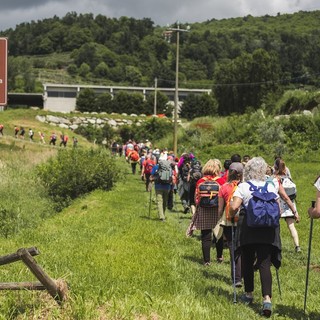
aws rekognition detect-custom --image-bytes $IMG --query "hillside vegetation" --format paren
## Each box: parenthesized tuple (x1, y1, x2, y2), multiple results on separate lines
(2, 10, 320, 116)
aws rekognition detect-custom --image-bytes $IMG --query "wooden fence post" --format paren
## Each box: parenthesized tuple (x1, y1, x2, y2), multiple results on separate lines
(17, 248, 66, 304)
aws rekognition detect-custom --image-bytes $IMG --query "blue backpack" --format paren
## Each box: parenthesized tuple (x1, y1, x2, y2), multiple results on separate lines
(245, 181, 280, 228)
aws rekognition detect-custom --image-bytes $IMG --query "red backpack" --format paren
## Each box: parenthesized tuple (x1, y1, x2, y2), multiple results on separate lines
(130, 151, 139, 162)
(144, 159, 155, 174)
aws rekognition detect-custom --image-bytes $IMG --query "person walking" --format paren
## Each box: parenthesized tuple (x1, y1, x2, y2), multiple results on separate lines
(178, 153, 192, 213)
(19, 127, 25, 139)
(141, 153, 156, 192)
(229, 157, 281, 318)
(151, 155, 172, 221)
(188, 159, 224, 265)
(28, 128, 34, 141)
(14, 126, 19, 138)
(273, 158, 301, 252)
(218, 161, 244, 287)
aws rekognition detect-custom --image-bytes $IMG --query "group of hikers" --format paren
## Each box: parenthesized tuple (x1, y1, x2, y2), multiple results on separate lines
(121, 138, 320, 317)
(0, 124, 78, 147)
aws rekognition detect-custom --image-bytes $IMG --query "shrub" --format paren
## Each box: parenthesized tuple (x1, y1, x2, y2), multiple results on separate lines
(0, 161, 54, 238)
(37, 148, 119, 211)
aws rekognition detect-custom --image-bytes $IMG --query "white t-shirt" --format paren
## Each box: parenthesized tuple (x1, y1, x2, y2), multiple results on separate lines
(314, 177, 320, 191)
(233, 179, 279, 208)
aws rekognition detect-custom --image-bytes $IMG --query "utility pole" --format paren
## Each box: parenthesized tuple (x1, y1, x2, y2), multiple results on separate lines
(154, 77, 157, 115)
(166, 23, 190, 156)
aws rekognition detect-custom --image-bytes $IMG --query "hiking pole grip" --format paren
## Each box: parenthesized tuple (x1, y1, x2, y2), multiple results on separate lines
(304, 212, 314, 314)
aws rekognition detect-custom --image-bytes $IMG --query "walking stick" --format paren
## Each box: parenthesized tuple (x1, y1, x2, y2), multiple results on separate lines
(304, 215, 314, 314)
(275, 268, 282, 300)
(148, 183, 153, 218)
(231, 218, 237, 304)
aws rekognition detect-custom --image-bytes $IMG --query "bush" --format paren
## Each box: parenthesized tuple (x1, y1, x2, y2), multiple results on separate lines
(0, 161, 54, 238)
(37, 148, 119, 211)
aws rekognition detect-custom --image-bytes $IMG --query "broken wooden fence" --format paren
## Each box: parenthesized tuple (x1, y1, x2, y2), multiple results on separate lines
(0, 247, 67, 304)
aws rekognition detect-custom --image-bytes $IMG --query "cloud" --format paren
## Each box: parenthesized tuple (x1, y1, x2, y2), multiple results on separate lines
(0, 0, 319, 31)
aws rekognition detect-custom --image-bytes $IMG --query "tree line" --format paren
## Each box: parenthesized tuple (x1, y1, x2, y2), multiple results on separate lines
(2, 10, 320, 116)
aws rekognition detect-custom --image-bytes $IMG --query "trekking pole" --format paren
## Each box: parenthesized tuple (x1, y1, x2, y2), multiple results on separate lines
(231, 218, 237, 304)
(148, 183, 153, 218)
(304, 213, 314, 314)
(275, 268, 282, 300)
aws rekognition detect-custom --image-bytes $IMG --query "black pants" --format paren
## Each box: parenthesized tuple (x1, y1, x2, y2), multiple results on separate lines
(241, 243, 273, 297)
(131, 162, 137, 174)
(201, 229, 223, 263)
(223, 226, 242, 283)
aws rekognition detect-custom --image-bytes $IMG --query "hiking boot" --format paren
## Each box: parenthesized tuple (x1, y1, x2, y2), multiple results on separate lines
(295, 246, 301, 253)
(216, 257, 224, 263)
(261, 301, 272, 318)
(240, 294, 253, 305)
(235, 281, 242, 288)
(183, 206, 190, 214)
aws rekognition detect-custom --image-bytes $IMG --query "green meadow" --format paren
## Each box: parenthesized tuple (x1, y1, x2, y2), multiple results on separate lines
(0, 110, 320, 319)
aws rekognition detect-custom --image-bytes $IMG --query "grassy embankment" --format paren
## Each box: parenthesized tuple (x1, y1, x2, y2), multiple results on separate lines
(0, 110, 319, 319)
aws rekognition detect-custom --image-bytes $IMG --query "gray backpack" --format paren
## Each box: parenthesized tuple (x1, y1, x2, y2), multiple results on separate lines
(156, 160, 172, 184)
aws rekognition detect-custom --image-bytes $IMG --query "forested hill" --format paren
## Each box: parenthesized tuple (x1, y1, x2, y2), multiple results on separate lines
(2, 10, 320, 115)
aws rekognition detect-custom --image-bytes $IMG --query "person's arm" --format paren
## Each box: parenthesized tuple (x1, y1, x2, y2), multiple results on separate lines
(218, 196, 225, 218)
(278, 182, 300, 222)
(308, 190, 320, 219)
(229, 196, 243, 218)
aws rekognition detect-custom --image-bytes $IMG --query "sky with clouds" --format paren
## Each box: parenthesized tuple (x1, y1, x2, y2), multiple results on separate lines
(0, 0, 319, 31)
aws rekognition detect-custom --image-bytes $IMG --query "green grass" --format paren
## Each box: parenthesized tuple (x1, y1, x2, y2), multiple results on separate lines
(0, 157, 319, 319)
(0, 110, 320, 319)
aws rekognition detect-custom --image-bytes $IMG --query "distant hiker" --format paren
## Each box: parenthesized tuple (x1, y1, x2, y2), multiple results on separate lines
(60, 134, 65, 147)
(178, 153, 192, 213)
(111, 141, 118, 155)
(14, 126, 19, 138)
(128, 149, 140, 174)
(63, 135, 69, 147)
(19, 127, 25, 139)
(73, 136, 78, 148)
(39, 131, 45, 143)
(229, 157, 281, 318)
(49, 132, 57, 145)
(28, 128, 34, 141)
(0, 124, 3, 136)
(141, 153, 156, 191)
(151, 156, 173, 221)
(186, 159, 224, 265)
(188, 159, 203, 215)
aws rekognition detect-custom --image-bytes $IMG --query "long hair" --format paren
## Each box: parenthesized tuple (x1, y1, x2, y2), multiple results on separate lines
(244, 157, 267, 182)
(274, 158, 287, 176)
(202, 159, 221, 176)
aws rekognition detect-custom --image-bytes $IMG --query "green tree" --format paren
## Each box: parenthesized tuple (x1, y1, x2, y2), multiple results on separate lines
(144, 91, 169, 115)
(180, 93, 218, 120)
(76, 88, 96, 112)
(96, 92, 113, 113)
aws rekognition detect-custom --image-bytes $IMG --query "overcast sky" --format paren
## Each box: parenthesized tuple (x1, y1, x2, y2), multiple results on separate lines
(0, 0, 319, 31)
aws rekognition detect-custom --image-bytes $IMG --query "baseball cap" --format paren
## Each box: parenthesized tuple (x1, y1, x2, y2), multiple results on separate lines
(229, 162, 243, 174)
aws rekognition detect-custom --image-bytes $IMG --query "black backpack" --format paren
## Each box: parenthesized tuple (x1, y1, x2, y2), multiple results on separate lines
(181, 162, 191, 182)
(190, 160, 202, 183)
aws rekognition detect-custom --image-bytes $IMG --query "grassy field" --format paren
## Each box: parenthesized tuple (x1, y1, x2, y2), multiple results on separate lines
(0, 110, 320, 319)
